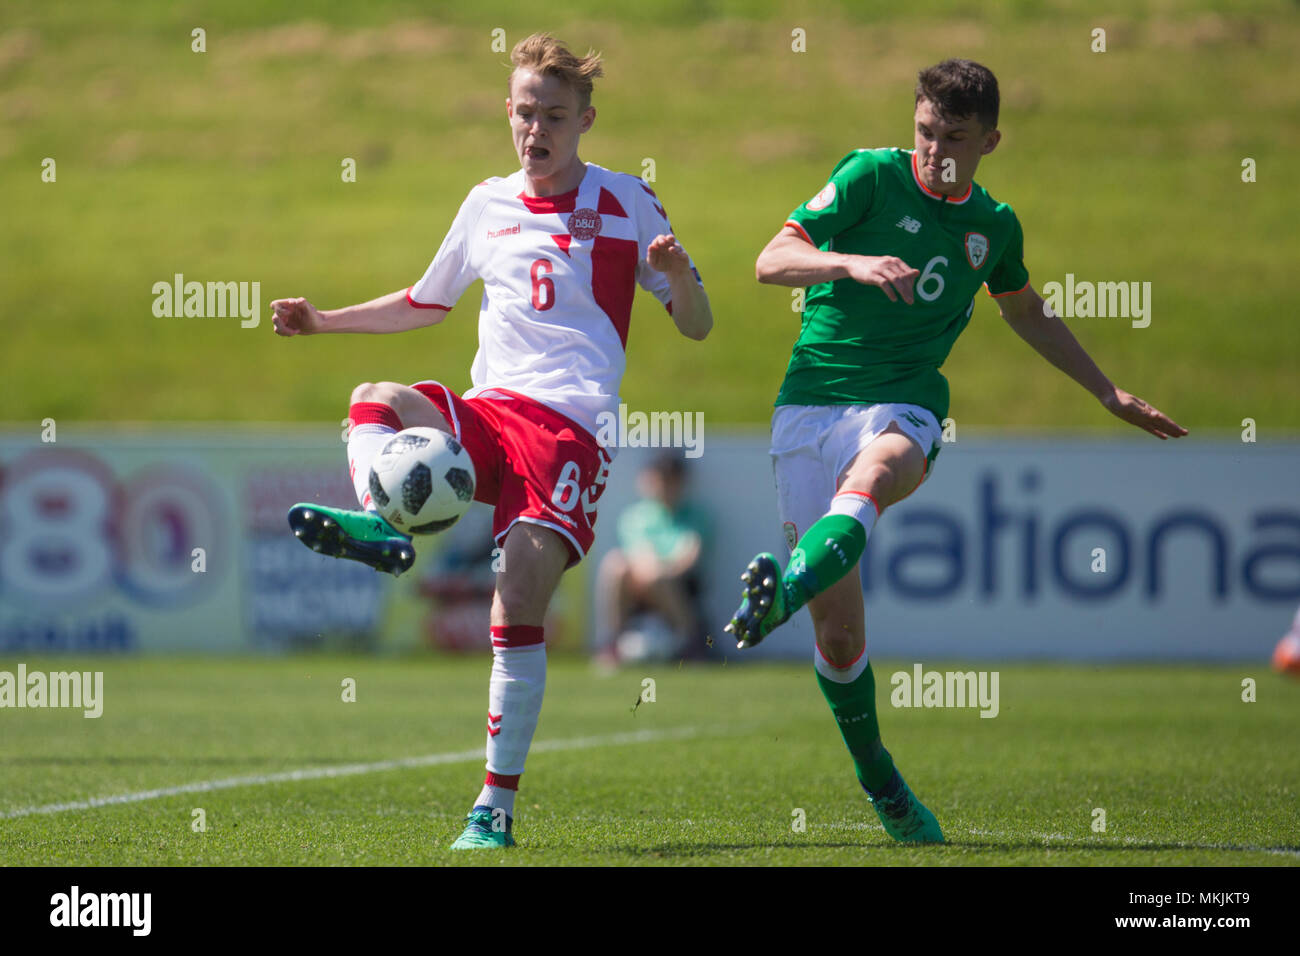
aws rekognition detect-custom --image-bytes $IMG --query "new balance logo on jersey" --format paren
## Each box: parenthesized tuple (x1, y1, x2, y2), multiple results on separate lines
(486, 224, 520, 240)
(896, 216, 922, 233)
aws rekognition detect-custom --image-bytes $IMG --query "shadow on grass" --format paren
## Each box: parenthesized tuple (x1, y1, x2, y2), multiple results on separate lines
(597, 838, 1300, 858)
(943, 839, 1300, 856)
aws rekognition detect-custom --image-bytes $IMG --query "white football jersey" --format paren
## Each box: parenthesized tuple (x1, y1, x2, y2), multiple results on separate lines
(407, 163, 701, 440)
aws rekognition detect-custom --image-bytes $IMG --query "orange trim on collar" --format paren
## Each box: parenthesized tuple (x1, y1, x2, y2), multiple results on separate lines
(911, 151, 972, 204)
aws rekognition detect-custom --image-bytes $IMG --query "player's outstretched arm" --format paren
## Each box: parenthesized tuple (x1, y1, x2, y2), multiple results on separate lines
(996, 284, 1188, 440)
(756, 225, 920, 304)
(648, 234, 712, 340)
(271, 289, 447, 337)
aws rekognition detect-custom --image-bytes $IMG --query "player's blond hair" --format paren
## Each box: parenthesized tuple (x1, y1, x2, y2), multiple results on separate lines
(508, 33, 604, 110)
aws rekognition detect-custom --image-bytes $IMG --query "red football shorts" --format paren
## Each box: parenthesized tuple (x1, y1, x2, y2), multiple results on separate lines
(412, 382, 611, 567)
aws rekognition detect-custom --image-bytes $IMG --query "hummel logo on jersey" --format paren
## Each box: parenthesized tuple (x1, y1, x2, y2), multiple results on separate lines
(896, 216, 922, 233)
(487, 711, 502, 737)
(487, 224, 520, 240)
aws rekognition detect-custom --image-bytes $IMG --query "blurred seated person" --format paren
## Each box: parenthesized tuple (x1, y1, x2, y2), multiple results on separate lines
(595, 453, 709, 664)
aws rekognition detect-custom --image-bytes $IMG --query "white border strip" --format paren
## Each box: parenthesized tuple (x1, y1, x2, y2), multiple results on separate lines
(2, 726, 699, 820)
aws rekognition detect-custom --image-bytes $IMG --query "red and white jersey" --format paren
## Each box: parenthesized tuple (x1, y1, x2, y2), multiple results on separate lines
(407, 163, 700, 440)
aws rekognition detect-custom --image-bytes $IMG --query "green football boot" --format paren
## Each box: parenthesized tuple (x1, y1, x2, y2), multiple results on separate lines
(724, 553, 792, 649)
(864, 770, 945, 844)
(287, 503, 415, 577)
(449, 806, 515, 850)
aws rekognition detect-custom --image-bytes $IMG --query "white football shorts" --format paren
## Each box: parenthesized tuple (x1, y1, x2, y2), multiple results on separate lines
(770, 402, 942, 553)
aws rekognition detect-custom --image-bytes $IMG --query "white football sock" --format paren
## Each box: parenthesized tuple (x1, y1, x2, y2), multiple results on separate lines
(346, 423, 395, 511)
(828, 489, 880, 535)
(480, 639, 547, 806)
(473, 783, 517, 818)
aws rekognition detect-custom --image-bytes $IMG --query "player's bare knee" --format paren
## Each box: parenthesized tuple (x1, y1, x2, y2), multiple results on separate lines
(492, 575, 541, 623)
(817, 638, 864, 670)
(858, 461, 895, 494)
(351, 380, 402, 406)
(842, 459, 910, 509)
(815, 617, 864, 665)
(350, 381, 379, 405)
(391, 386, 452, 431)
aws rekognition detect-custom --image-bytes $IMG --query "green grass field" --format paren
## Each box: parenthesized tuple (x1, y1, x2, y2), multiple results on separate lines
(2, 0, 1297, 874)
(2, 0, 1298, 430)
(2, 656, 1296, 866)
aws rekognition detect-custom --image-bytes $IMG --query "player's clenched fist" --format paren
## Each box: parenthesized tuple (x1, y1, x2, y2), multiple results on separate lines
(647, 233, 691, 276)
(271, 297, 325, 336)
(846, 255, 921, 305)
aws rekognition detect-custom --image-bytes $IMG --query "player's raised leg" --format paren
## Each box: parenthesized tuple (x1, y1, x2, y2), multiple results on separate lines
(728, 423, 923, 648)
(451, 522, 569, 849)
(728, 418, 944, 843)
(288, 381, 454, 576)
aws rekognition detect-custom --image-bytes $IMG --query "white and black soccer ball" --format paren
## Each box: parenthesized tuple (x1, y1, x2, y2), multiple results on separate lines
(368, 427, 476, 535)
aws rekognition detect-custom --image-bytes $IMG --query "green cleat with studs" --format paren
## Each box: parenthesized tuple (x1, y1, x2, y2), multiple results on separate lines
(449, 806, 515, 850)
(864, 770, 945, 844)
(287, 503, 415, 577)
(724, 552, 793, 649)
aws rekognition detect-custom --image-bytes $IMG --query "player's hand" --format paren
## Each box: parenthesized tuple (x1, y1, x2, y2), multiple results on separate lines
(1101, 387, 1188, 440)
(647, 234, 691, 276)
(270, 297, 325, 336)
(846, 255, 920, 304)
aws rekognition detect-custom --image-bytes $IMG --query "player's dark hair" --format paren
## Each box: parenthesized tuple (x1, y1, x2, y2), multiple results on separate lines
(647, 452, 686, 482)
(915, 59, 1000, 130)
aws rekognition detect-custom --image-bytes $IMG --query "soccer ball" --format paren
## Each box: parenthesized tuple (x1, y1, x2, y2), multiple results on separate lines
(369, 427, 475, 534)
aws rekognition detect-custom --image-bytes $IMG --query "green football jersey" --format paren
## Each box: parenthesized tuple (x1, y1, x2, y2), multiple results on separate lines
(776, 147, 1030, 421)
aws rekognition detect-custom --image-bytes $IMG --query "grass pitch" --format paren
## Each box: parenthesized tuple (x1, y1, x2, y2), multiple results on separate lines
(1, 655, 1296, 866)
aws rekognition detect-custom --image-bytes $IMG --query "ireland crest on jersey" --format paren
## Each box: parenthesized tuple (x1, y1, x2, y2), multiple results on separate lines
(964, 232, 989, 269)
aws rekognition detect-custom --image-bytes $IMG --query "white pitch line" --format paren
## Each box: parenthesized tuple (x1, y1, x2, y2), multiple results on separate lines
(1, 726, 701, 821)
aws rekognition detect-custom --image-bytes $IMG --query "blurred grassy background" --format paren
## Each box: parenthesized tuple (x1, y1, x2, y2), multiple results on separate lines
(2, 0, 1296, 430)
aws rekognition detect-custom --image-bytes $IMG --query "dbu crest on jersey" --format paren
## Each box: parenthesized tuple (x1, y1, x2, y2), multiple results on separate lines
(567, 208, 602, 240)
(965, 232, 989, 269)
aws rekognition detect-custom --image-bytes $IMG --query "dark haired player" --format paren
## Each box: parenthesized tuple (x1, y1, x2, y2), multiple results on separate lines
(726, 59, 1186, 843)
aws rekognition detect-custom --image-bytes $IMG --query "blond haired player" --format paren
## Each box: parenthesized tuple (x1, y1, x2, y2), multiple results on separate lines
(272, 34, 711, 849)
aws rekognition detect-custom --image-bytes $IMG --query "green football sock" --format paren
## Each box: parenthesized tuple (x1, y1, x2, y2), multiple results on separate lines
(816, 661, 896, 791)
(783, 513, 867, 612)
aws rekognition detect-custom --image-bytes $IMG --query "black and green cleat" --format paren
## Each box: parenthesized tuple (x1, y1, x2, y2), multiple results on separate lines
(287, 503, 415, 577)
(724, 552, 792, 649)
(864, 770, 945, 844)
